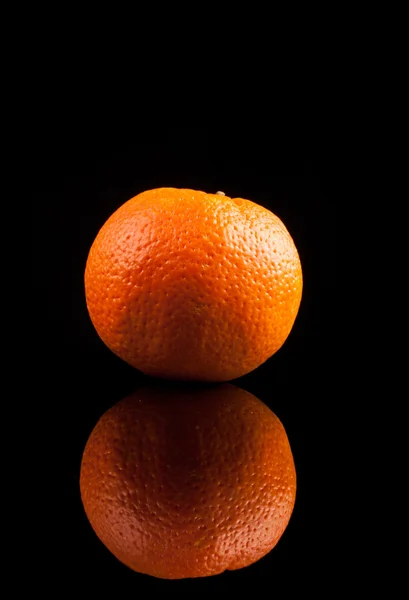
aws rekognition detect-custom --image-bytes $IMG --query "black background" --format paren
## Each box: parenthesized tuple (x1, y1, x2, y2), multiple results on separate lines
(33, 128, 336, 591)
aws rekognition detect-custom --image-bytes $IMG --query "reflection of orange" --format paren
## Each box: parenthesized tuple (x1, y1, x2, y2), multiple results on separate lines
(80, 384, 296, 579)
(85, 188, 302, 381)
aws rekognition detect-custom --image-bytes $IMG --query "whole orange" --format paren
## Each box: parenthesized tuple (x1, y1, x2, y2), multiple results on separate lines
(85, 188, 302, 381)
(80, 384, 296, 579)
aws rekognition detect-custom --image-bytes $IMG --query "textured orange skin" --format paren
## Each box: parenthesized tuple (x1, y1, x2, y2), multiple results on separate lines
(84, 188, 302, 381)
(80, 384, 296, 579)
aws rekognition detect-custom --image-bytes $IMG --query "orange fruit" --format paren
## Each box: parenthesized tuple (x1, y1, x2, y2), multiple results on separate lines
(80, 383, 296, 579)
(85, 188, 302, 381)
